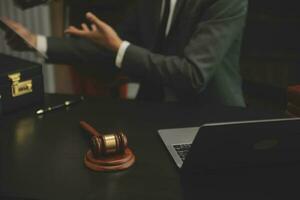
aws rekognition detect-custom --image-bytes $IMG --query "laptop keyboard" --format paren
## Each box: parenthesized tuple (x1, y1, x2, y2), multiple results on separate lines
(173, 143, 192, 161)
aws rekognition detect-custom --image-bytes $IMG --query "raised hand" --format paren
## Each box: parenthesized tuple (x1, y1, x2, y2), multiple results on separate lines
(65, 12, 123, 53)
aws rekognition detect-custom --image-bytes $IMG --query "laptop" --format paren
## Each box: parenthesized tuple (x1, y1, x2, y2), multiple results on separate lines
(158, 118, 300, 169)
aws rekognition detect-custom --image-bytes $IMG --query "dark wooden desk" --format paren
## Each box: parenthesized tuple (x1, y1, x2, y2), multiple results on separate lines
(0, 94, 282, 200)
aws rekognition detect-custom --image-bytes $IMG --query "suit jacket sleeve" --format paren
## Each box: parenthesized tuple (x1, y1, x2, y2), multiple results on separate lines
(46, 37, 115, 67)
(121, 0, 248, 97)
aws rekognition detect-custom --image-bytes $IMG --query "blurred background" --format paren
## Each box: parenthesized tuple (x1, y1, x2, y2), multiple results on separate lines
(0, 0, 299, 111)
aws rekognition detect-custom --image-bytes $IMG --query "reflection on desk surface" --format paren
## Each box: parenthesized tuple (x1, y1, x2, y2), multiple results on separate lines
(0, 94, 286, 200)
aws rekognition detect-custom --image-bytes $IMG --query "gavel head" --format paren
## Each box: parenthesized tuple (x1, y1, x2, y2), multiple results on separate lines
(90, 132, 128, 158)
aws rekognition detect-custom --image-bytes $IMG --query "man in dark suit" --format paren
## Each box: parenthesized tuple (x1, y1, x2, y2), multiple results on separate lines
(3, 0, 248, 106)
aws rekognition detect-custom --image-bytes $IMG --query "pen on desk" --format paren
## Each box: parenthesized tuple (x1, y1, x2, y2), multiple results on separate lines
(36, 96, 84, 115)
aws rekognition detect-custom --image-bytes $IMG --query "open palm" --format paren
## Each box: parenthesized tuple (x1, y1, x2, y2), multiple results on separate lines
(65, 12, 122, 52)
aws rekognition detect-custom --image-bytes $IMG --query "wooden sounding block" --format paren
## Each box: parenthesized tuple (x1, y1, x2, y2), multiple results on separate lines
(84, 148, 135, 171)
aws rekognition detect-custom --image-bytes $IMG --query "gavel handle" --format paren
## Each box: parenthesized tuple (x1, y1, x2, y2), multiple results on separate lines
(80, 121, 101, 137)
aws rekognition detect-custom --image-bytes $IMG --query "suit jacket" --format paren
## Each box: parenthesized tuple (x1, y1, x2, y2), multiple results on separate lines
(46, 0, 248, 107)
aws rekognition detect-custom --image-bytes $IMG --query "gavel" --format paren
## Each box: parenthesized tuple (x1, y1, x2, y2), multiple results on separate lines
(80, 121, 128, 158)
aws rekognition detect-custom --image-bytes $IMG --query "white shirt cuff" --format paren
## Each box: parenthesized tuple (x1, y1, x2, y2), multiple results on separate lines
(115, 41, 130, 68)
(36, 35, 48, 58)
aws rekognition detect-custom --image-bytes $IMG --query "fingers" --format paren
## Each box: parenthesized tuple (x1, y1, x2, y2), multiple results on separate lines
(81, 23, 90, 32)
(64, 12, 104, 37)
(65, 22, 100, 37)
(86, 12, 107, 32)
(65, 26, 78, 33)
(65, 26, 87, 37)
(91, 24, 98, 32)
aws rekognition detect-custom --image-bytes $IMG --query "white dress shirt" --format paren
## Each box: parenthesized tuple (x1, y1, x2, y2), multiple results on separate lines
(36, 0, 178, 68)
(116, 0, 177, 68)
